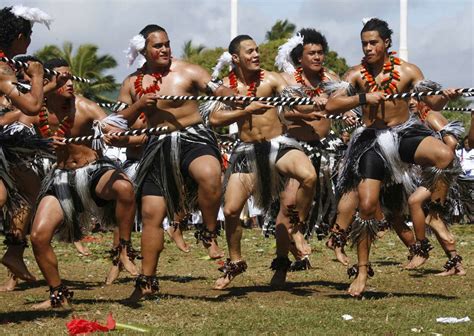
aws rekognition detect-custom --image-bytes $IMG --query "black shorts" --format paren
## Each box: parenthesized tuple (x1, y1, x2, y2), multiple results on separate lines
(359, 149, 385, 181)
(142, 137, 220, 197)
(398, 123, 432, 164)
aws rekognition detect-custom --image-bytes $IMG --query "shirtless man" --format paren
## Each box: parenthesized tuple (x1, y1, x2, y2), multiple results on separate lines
(277, 28, 341, 268)
(209, 35, 318, 289)
(406, 98, 465, 275)
(326, 18, 460, 297)
(117, 25, 233, 301)
(0, 6, 50, 284)
(30, 58, 137, 309)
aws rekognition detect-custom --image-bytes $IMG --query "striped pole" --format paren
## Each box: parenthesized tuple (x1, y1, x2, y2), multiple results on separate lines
(385, 88, 474, 100)
(443, 107, 474, 112)
(98, 101, 129, 112)
(62, 126, 169, 144)
(0, 56, 91, 83)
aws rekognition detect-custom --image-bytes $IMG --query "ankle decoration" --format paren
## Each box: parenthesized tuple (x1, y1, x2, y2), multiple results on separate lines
(425, 199, 449, 215)
(270, 256, 292, 271)
(289, 256, 312, 272)
(135, 274, 159, 292)
(119, 239, 141, 261)
(49, 284, 73, 308)
(194, 227, 220, 245)
(347, 264, 374, 279)
(3, 232, 28, 247)
(409, 238, 433, 259)
(443, 255, 463, 271)
(218, 259, 247, 279)
(349, 212, 381, 246)
(107, 246, 121, 266)
(378, 217, 390, 231)
(287, 205, 307, 232)
(171, 213, 190, 231)
(328, 224, 350, 248)
(421, 162, 462, 191)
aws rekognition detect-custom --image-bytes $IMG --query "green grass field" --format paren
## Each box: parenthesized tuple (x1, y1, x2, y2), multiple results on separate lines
(0, 225, 473, 335)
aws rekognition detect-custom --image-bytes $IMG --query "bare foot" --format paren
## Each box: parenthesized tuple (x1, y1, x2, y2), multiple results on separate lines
(32, 297, 72, 310)
(435, 264, 467, 277)
(105, 263, 122, 285)
(334, 247, 349, 266)
(404, 255, 428, 270)
(1, 246, 36, 282)
(167, 228, 190, 253)
(127, 276, 159, 303)
(291, 231, 311, 256)
(213, 275, 233, 290)
(348, 272, 368, 297)
(73, 241, 91, 256)
(0, 272, 18, 292)
(205, 238, 224, 259)
(119, 249, 139, 276)
(127, 286, 155, 303)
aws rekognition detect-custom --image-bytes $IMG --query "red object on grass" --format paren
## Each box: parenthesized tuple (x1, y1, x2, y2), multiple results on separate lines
(66, 313, 116, 335)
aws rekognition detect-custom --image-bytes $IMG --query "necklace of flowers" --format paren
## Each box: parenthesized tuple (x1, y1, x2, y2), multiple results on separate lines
(38, 104, 73, 138)
(134, 65, 170, 98)
(294, 66, 327, 97)
(360, 51, 401, 94)
(228, 69, 264, 97)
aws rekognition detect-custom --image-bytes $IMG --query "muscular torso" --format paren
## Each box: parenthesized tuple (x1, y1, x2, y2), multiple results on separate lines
(223, 70, 284, 143)
(125, 60, 203, 131)
(352, 61, 414, 128)
(45, 96, 100, 169)
(281, 71, 334, 141)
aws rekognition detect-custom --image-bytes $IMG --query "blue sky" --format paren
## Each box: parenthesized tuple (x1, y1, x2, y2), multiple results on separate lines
(2, 0, 473, 91)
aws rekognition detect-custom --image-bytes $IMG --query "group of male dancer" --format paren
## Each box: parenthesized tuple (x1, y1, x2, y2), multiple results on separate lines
(0, 5, 472, 310)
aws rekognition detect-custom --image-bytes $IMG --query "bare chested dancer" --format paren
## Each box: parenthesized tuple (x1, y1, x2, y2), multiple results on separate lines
(117, 25, 234, 302)
(326, 18, 460, 297)
(209, 35, 318, 290)
(0, 6, 52, 285)
(276, 28, 343, 268)
(30, 58, 137, 309)
(406, 98, 466, 275)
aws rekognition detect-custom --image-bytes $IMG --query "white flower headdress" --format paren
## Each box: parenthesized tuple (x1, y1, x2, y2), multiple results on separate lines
(124, 34, 146, 67)
(274, 33, 304, 74)
(211, 51, 233, 79)
(11, 5, 53, 30)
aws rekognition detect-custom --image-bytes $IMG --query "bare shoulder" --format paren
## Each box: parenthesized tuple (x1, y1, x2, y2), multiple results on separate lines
(324, 68, 340, 81)
(76, 95, 105, 117)
(401, 61, 422, 76)
(174, 59, 207, 76)
(343, 65, 362, 82)
(0, 63, 16, 78)
(265, 70, 285, 82)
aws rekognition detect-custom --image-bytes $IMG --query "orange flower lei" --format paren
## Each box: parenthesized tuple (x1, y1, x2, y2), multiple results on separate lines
(360, 51, 401, 94)
(134, 65, 170, 98)
(228, 70, 264, 97)
(294, 66, 327, 97)
(38, 105, 73, 138)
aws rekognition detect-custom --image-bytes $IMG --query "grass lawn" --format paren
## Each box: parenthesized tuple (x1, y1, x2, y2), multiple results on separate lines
(0, 225, 473, 335)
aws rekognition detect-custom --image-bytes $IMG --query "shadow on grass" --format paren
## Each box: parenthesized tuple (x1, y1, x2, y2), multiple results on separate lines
(327, 291, 457, 300)
(11, 279, 105, 292)
(0, 309, 71, 324)
(371, 260, 402, 266)
(407, 268, 442, 277)
(159, 275, 207, 283)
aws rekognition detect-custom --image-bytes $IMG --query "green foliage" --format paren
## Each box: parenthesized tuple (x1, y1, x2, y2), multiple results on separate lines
(34, 42, 119, 102)
(442, 97, 472, 136)
(187, 47, 226, 74)
(182, 40, 205, 60)
(265, 19, 296, 41)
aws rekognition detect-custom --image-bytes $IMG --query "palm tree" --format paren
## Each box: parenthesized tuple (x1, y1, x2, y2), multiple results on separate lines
(35, 42, 118, 102)
(265, 19, 296, 41)
(182, 40, 205, 60)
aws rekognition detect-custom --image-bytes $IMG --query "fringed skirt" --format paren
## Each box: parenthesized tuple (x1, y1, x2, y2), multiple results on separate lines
(224, 135, 302, 212)
(135, 123, 221, 219)
(0, 123, 54, 234)
(36, 157, 118, 242)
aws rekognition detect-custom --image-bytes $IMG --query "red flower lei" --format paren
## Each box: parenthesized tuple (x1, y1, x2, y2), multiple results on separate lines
(133, 66, 170, 98)
(294, 66, 327, 97)
(360, 51, 401, 94)
(228, 70, 264, 97)
(38, 105, 73, 138)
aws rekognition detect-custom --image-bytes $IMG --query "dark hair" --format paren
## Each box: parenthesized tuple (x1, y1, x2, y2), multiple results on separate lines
(228, 34, 253, 55)
(361, 18, 393, 48)
(139, 24, 167, 39)
(0, 7, 32, 51)
(290, 28, 328, 65)
(43, 58, 69, 80)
